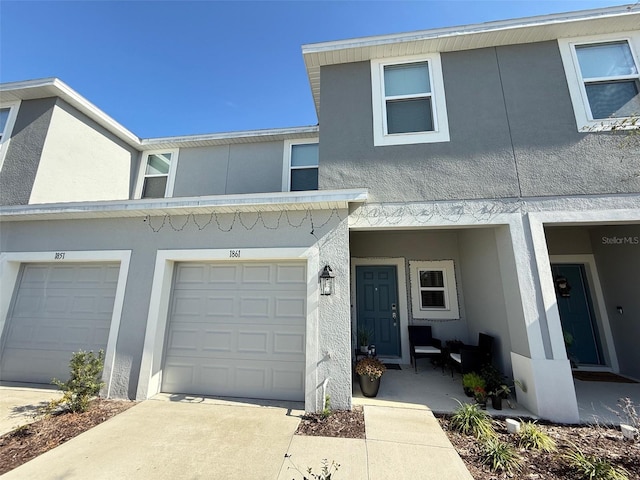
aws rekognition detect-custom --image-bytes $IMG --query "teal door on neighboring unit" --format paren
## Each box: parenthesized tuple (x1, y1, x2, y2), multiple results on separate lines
(356, 266, 400, 357)
(552, 263, 603, 365)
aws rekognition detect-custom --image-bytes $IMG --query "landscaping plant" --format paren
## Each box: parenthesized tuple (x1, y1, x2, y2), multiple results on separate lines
(287, 457, 340, 480)
(564, 447, 629, 480)
(51, 350, 105, 413)
(517, 420, 557, 452)
(449, 400, 495, 439)
(480, 437, 522, 474)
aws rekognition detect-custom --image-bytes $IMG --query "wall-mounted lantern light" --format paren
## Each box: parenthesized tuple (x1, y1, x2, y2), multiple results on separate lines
(554, 275, 571, 298)
(320, 265, 335, 296)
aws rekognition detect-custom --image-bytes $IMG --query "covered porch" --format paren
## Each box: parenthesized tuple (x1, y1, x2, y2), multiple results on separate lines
(352, 364, 640, 424)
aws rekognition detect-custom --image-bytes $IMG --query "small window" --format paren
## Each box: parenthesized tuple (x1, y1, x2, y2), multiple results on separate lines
(0, 101, 20, 171)
(371, 55, 450, 146)
(558, 34, 640, 130)
(409, 260, 459, 320)
(575, 41, 640, 119)
(137, 150, 178, 199)
(283, 139, 318, 192)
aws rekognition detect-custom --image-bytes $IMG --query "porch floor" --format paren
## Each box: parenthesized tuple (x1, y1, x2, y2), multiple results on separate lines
(352, 364, 640, 425)
(352, 363, 533, 418)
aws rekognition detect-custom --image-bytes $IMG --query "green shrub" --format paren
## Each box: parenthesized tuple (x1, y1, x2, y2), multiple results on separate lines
(480, 437, 522, 474)
(450, 400, 495, 439)
(517, 421, 557, 452)
(564, 448, 629, 480)
(51, 350, 105, 413)
(462, 372, 486, 391)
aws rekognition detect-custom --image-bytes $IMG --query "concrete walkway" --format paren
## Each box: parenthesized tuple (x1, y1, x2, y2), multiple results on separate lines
(0, 384, 61, 436)
(3, 395, 472, 480)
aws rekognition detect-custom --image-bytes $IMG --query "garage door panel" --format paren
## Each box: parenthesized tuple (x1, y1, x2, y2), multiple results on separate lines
(273, 332, 305, 355)
(162, 358, 304, 401)
(162, 261, 306, 401)
(0, 263, 118, 384)
(276, 264, 307, 284)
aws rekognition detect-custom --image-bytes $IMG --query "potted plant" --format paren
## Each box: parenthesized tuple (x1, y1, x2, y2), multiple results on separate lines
(462, 372, 485, 398)
(473, 386, 487, 409)
(357, 327, 373, 353)
(355, 357, 386, 397)
(488, 384, 511, 410)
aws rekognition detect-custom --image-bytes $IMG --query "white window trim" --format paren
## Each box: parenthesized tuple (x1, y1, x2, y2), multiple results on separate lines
(135, 148, 179, 199)
(0, 100, 21, 172)
(558, 31, 640, 132)
(409, 260, 459, 320)
(281, 138, 319, 192)
(371, 54, 450, 146)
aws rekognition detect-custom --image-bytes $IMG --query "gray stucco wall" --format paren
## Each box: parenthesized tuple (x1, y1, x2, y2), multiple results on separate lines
(349, 230, 469, 341)
(173, 141, 285, 197)
(0, 209, 349, 407)
(28, 99, 140, 204)
(0, 98, 56, 205)
(458, 228, 512, 376)
(318, 41, 640, 201)
(590, 225, 640, 380)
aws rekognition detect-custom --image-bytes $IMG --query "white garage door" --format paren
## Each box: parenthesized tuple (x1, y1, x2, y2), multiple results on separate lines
(162, 261, 307, 401)
(0, 263, 119, 384)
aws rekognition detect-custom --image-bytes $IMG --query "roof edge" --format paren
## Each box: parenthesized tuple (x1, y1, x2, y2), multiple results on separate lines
(302, 4, 636, 54)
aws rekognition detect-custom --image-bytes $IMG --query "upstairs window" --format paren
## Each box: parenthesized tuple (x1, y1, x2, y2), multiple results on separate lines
(559, 33, 640, 130)
(575, 41, 640, 119)
(0, 101, 20, 170)
(371, 54, 450, 146)
(409, 260, 459, 320)
(136, 150, 178, 199)
(283, 139, 318, 192)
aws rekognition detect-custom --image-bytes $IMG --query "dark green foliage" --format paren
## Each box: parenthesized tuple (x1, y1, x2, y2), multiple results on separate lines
(51, 350, 105, 413)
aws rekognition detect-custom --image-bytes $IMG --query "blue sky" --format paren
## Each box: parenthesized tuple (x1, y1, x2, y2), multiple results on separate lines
(0, 0, 628, 138)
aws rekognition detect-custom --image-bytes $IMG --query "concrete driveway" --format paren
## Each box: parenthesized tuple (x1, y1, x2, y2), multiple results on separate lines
(0, 384, 62, 436)
(3, 393, 472, 480)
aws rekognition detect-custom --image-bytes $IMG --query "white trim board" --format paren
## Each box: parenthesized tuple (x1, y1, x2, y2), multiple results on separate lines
(135, 247, 320, 411)
(350, 258, 409, 364)
(0, 250, 131, 397)
(549, 254, 619, 373)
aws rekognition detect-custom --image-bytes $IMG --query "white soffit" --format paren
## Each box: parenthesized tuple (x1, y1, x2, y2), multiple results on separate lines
(302, 6, 640, 113)
(0, 189, 368, 222)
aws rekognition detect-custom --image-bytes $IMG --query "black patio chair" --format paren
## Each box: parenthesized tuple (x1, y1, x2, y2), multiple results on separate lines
(408, 325, 443, 373)
(449, 332, 494, 376)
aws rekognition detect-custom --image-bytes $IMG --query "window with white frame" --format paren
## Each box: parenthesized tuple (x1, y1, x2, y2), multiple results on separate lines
(559, 33, 640, 130)
(371, 54, 450, 146)
(283, 139, 318, 192)
(0, 101, 21, 170)
(409, 260, 459, 320)
(137, 150, 178, 199)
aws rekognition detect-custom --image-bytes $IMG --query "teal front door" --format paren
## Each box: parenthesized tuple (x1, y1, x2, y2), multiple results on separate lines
(551, 263, 603, 365)
(356, 266, 400, 357)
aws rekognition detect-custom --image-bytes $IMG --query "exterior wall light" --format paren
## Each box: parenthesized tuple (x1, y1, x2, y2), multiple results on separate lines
(554, 275, 571, 298)
(320, 265, 335, 295)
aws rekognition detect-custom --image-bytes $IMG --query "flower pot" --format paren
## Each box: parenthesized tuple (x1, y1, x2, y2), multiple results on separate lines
(360, 345, 369, 353)
(358, 374, 381, 397)
(491, 395, 503, 410)
(463, 387, 473, 397)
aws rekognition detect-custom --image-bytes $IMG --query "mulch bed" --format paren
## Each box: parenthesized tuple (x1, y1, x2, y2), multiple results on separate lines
(295, 405, 365, 439)
(0, 399, 135, 475)
(437, 414, 640, 479)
